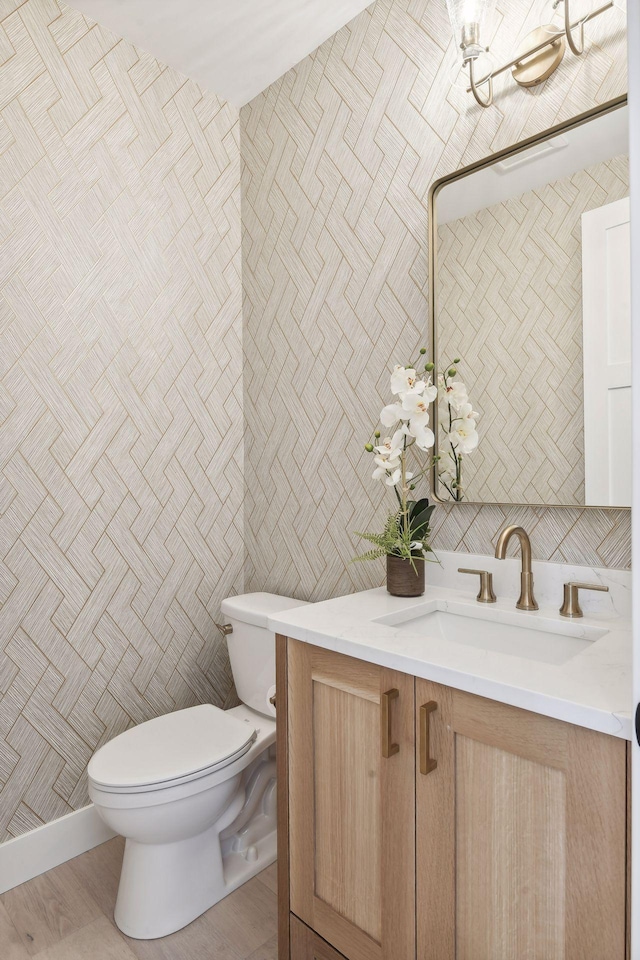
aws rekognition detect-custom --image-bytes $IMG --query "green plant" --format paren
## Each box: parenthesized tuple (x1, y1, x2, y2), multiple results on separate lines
(353, 499, 436, 568)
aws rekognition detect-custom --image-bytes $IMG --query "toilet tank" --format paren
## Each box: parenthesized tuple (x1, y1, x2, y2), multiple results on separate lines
(220, 593, 308, 717)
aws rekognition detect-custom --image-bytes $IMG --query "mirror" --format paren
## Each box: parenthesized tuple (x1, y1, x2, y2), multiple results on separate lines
(430, 98, 630, 509)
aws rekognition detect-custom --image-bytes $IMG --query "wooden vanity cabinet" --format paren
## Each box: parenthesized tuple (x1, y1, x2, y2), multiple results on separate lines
(290, 916, 353, 960)
(416, 679, 628, 960)
(281, 640, 629, 960)
(286, 639, 416, 960)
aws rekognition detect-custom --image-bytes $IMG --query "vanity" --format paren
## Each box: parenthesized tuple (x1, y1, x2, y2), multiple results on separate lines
(269, 553, 632, 960)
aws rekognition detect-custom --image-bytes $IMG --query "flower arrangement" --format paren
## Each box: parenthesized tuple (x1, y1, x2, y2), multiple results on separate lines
(354, 348, 438, 570)
(436, 362, 479, 501)
(354, 351, 479, 576)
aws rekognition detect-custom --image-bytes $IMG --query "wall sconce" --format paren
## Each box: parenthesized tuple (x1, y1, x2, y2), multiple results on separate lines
(446, 0, 615, 108)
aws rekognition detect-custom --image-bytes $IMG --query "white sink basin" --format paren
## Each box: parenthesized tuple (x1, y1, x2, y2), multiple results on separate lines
(374, 601, 609, 666)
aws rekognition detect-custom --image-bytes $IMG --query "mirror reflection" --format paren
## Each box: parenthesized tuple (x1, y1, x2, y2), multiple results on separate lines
(432, 101, 630, 508)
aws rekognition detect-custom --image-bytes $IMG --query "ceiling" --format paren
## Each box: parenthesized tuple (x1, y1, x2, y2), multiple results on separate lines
(69, 0, 374, 107)
(438, 104, 629, 224)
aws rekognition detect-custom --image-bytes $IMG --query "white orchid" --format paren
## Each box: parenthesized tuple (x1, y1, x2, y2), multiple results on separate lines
(395, 389, 434, 450)
(356, 349, 440, 568)
(380, 401, 406, 427)
(390, 365, 420, 395)
(372, 460, 401, 485)
(425, 381, 438, 403)
(372, 459, 414, 487)
(370, 355, 479, 508)
(440, 379, 468, 413)
(435, 360, 479, 501)
(448, 416, 479, 455)
(371, 430, 410, 486)
(402, 389, 432, 422)
(412, 424, 435, 451)
(457, 401, 480, 421)
(438, 462, 456, 486)
(375, 430, 405, 462)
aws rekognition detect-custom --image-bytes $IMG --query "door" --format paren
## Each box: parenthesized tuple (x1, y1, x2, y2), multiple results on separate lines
(629, 1, 640, 955)
(288, 641, 415, 960)
(416, 680, 628, 960)
(582, 196, 631, 506)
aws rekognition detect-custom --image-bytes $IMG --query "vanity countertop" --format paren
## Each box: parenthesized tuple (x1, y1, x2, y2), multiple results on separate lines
(268, 584, 633, 740)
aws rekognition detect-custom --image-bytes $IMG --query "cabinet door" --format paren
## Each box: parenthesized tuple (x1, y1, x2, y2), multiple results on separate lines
(416, 680, 628, 960)
(291, 916, 348, 960)
(288, 640, 415, 960)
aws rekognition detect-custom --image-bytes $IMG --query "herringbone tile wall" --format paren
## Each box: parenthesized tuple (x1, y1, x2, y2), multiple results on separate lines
(437, 154, 630, 506)
(241, 0, 631, 602)
(0, 0, 242, 841)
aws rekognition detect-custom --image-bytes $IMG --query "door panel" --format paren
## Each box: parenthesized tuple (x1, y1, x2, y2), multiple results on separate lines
(416, 680, 628, 960)
(290, 915, 348, 960)
(288, 641, 415, 960)
(313, 681, 381, 940)
(455, 735, 565, 960)
(582, 196, 631, 506)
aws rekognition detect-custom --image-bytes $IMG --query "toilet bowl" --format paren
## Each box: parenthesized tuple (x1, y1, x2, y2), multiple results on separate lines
(88, 592, 308, 939)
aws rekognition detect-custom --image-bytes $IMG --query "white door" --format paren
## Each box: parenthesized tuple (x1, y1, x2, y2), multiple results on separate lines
(630, 0, 640, 954)
(582, 197, 632, 507)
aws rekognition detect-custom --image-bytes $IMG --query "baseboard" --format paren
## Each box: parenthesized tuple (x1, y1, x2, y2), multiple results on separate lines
(0, 804, 117, 894)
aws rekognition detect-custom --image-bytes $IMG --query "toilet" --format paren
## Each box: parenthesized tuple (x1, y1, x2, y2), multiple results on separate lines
(88, 592, 307, 940)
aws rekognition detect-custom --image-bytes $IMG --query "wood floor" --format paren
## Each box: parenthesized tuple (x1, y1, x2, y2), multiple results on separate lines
(0, 838, 278, 960)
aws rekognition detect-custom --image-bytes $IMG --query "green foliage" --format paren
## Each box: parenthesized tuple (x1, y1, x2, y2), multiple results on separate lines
(353, 499, 436, 564)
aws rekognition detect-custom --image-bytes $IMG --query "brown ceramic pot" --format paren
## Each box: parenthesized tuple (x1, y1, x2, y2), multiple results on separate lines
(386, 554, 425, 597)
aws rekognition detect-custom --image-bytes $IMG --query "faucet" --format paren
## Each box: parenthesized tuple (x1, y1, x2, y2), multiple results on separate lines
(494, 525, 538, 611)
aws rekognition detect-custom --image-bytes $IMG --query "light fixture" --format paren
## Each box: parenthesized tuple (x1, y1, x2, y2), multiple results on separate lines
(445, 0, 498, 106)
(446, 0, 615, 108)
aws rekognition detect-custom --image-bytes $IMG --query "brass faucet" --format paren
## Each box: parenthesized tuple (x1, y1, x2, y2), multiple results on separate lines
(494, 525, 538, 611)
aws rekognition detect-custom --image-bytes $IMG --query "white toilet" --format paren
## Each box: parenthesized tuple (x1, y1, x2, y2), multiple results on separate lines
(88, 592, 307, 940)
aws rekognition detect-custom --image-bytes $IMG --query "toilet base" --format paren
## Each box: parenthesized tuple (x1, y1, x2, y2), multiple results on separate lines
(114, 823, 277, 940)
(113, 748, 278, 939)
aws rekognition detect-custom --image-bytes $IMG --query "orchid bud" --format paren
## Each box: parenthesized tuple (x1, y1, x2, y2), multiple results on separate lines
(424, 361, 434, 372)
(364, 443, 374, 452)
(374, 430, 381, 438)
(453, 357, 461, 364)
(419, 347, 427, 355)
(448, 366, 457, 377)
(409, 484, 416, 490)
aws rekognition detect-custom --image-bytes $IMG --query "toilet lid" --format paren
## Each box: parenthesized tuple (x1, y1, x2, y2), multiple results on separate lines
(88, 704, 257, 790)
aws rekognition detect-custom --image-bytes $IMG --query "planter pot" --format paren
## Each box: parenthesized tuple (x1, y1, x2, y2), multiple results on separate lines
(386, 554, 425, 597)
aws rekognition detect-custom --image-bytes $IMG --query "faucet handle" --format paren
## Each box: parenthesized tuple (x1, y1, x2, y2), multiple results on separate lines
(559, 581, 609, 618)
(458, 568, 497, 604)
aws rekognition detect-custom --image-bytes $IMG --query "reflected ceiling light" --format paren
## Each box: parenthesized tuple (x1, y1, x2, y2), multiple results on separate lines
(446, 0, 615, 108)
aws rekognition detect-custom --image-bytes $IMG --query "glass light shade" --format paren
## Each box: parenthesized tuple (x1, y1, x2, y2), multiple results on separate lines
(445, 0, 497, 61)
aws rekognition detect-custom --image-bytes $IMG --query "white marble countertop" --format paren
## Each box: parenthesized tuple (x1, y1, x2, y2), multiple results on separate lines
(268, 583, 633, 740)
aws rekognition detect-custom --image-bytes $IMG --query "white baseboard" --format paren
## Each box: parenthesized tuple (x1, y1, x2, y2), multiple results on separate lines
(0, 804, 117, 894)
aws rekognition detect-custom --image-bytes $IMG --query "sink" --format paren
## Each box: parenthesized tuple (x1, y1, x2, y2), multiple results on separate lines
(373, 601, 609, 666)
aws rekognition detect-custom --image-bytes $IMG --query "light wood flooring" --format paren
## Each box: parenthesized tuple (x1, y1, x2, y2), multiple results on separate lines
(0, 838, 278, 960)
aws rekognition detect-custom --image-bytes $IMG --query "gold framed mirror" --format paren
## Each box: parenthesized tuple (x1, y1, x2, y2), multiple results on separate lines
(428, 95, 629, 510)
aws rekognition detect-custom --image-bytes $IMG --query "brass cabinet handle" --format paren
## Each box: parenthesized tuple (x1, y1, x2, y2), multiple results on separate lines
(381, 688, 400, 758)
(420, 701, 438, 775)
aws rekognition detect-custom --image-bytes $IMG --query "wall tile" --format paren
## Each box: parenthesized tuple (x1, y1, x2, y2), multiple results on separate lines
(241, 0, 630, 604)
(0, 0, 242, 840)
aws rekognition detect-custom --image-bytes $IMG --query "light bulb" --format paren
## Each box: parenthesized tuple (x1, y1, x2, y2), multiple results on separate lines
(445, 0, 498, 62)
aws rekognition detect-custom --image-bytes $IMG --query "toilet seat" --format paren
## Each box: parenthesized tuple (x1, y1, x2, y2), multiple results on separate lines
(88, 704, 257, 794)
